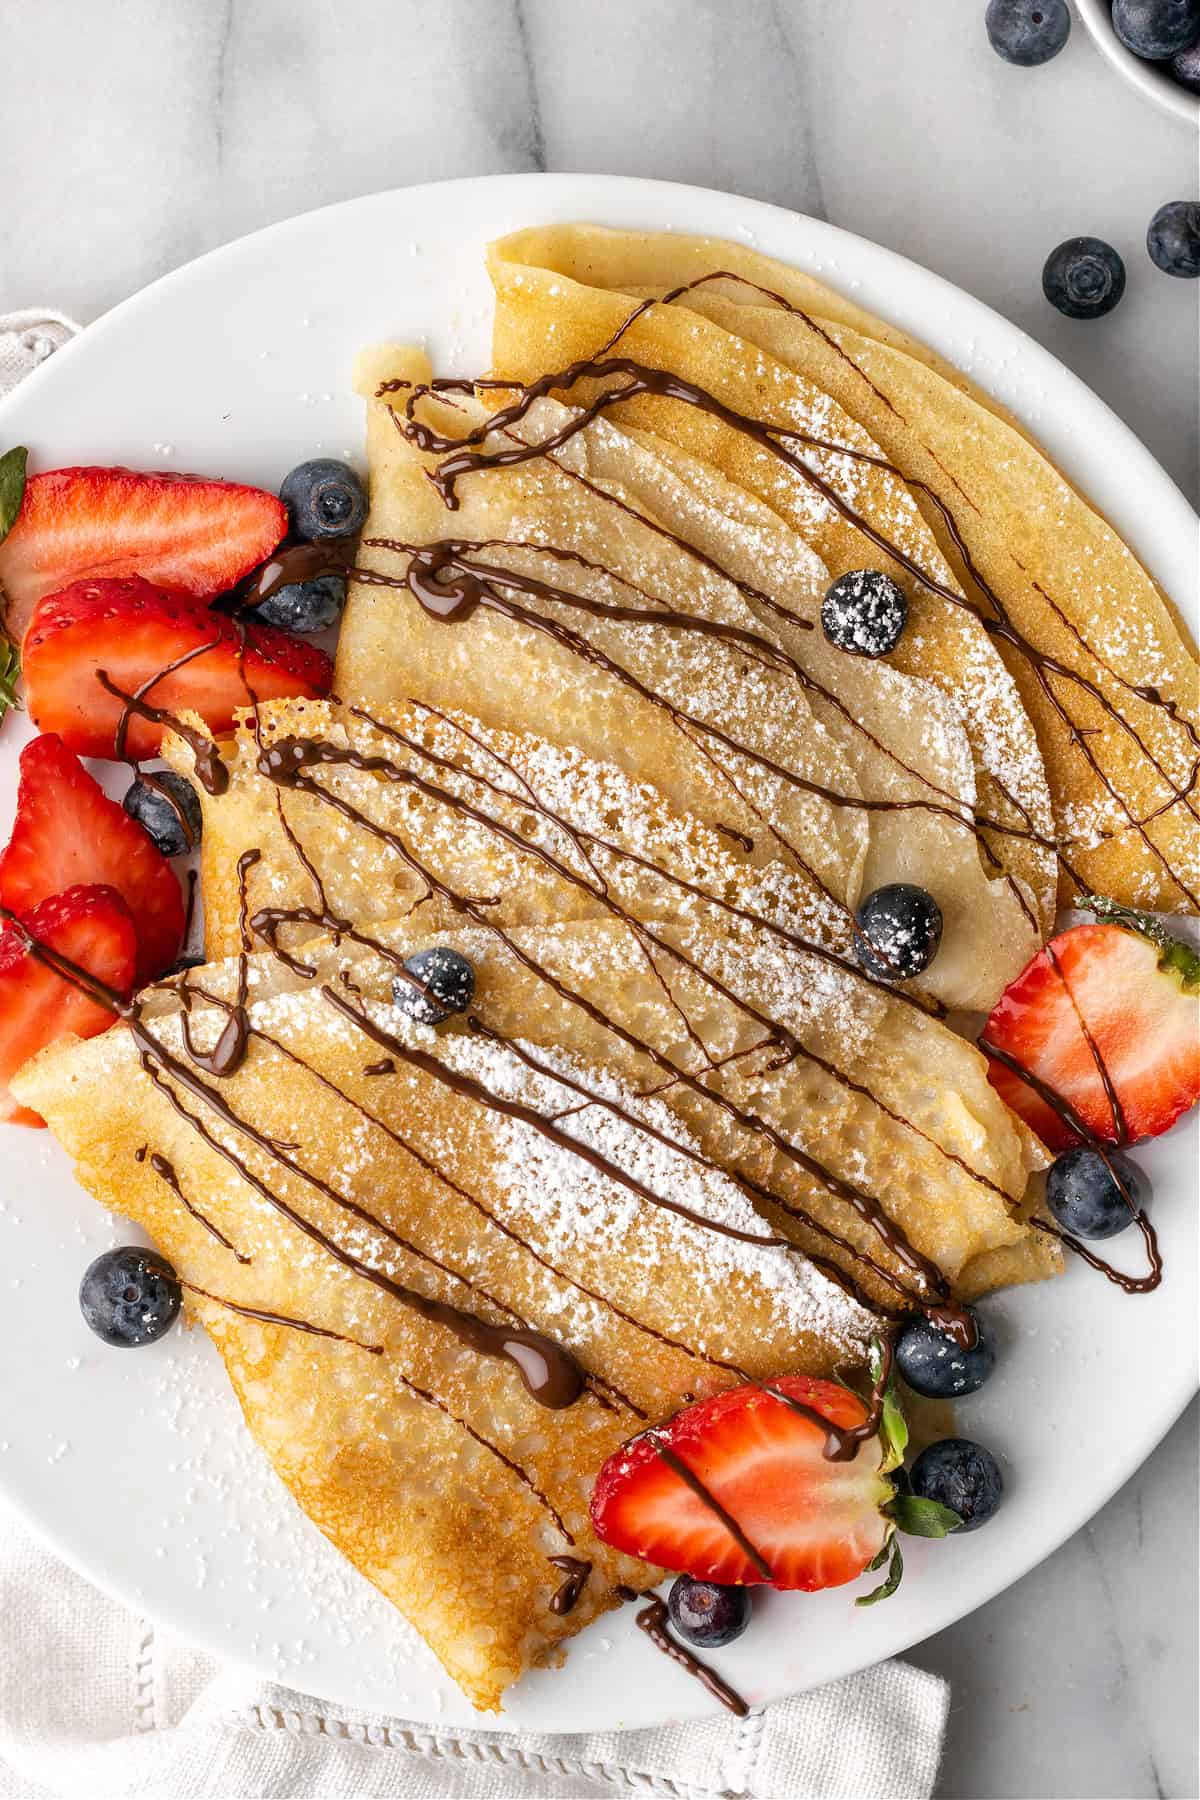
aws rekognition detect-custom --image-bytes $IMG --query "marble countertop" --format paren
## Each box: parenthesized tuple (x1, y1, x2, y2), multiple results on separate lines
(1, 2, 1196, 1795)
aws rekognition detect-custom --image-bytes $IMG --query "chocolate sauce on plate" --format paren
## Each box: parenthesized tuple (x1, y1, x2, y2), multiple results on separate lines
(613, 1587, 749, 1717)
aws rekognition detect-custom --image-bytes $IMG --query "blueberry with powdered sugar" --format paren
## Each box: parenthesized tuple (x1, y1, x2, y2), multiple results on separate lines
(854, 884, 943, 980)
(820, 570, 908, 658)
(79, 1247, 181, 1347)
(392, 946, 475, 1025)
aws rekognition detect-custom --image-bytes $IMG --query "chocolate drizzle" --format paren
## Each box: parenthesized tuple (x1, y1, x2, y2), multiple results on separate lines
(177, 850, 258, 1078)
(385, 332, 1197, 907)
(97, 667, 230, 796)
(548, 1555, 592, 1616)
(134, 1144, 249, 1262)
(1, 911, 591, 1538)
(978, 1028, 1162, 1296)
(760, 1336, 897, 1460)
(241, 542, 349, 608)
(359, 543, 1065, 866)
(646, 1432, 773, 1578)
(253, 714, 982, 1310)
(172, 1273, 385, 1353)
(614, 1589, 749, 1718)
(141, 999, 588, 1408)
(138, 769, 200, 848)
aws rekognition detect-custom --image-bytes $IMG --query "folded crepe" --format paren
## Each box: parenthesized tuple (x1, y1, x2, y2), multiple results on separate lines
(14, 900, 1050, 1699)
(17, 920, 885, 1711)
(335, 347, 1048, 1008)
(487, 226, 1199, 914)
(163, 697, 1053, 1305)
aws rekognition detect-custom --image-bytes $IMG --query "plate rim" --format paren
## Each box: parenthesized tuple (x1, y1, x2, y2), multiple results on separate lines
(0, 169, 1196, 1729)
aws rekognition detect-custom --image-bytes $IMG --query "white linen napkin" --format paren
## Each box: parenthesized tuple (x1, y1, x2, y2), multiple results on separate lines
(0, 310, 949, 1800)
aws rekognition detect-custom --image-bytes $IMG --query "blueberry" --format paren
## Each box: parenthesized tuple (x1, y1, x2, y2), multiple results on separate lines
(1147, 201, 1200, 279)
(1045, 1145, 1143, 1239)
(392, 946, 475, 1025)
(821, 570, 908, 658)
(854, 884, 943, 981)
(1113, 0, 1200, 59)
(667, 1576, 752, 1648)
(1042, 238, 1126, 320)
(986, 0, 1071, 65)
(895, 1307, 996, 1399)
(279, 459, 367, 542)
(910, 1438, 1004, 1532)
(122, 772, 202, 857)
(79, 1247, 181, 1348)
(1170, 37, 1200, 87)
(257, 573, 346, 634)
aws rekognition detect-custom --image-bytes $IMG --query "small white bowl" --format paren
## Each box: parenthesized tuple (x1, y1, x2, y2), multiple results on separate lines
(1075, 0, 1200, 125)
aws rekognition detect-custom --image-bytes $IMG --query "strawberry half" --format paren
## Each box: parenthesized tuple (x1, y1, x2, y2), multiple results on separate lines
(0, 466, 286, 643)
(23, 576, 331, 759)
(591, 1377, 897, 1592)
(0, 884, 136, 1125)
(0, 733, 185, 981)
(982, 904, 1200, 1150)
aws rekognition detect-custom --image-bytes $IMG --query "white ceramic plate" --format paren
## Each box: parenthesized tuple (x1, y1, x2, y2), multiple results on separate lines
(0, 174, 1196, 1731)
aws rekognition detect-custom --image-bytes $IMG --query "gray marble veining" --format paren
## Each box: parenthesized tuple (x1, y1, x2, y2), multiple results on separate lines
(0, 3, 1196, 1795)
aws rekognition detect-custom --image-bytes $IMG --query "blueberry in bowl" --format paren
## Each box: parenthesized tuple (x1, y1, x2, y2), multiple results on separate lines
(79, 1246, 181, 1347)
(1112, 0, 1200, 60)
(1075, 0, 1200, 114)
(1172, 36, 1200, 85)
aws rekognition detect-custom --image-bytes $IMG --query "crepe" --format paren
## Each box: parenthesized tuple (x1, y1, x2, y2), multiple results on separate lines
(335, 349, 1047, 1008)
(163, 698, 1049, 1302)
(16, 920, 882, 1711)
(487, 226, 1199, 913)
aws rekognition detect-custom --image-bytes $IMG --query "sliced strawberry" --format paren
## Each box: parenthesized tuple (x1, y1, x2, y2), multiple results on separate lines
(0, 466, 286, 643)
(0, 733, 185, 981)
(591, 1378, 894, 1591)
(0, 884, 136, 1126)
(982, 917, 1200, 1150)
(23, 576, 331, 759)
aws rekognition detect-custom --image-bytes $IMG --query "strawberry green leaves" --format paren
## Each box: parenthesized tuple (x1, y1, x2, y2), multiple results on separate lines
(871, 1339, 909, 1475)
(856, 1482, 961, 1606)
(0, 449, 29, 729)
(0, 639, 20, 726)
(857, 1535, 904, 1607)
(0, 448, 28, 545)
(886, 1493, 963, 1537)
(854, 1336, 962, 1604)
